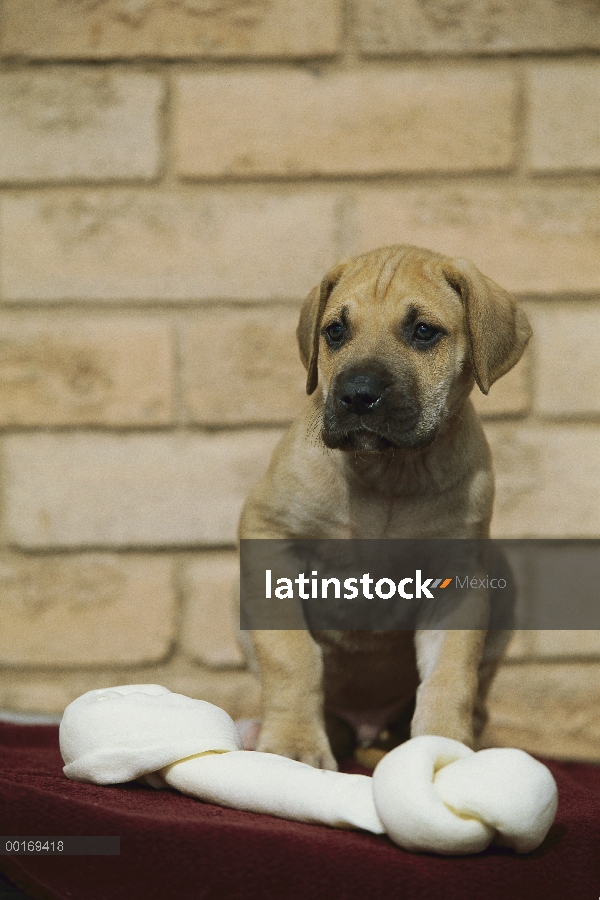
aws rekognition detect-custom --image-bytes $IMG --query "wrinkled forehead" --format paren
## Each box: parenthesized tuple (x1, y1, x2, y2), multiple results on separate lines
(327, 247, 464, 327)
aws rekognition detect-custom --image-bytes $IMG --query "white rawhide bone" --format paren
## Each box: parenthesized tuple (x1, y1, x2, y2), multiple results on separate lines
(60, 684, 382, 833)
(60, 685, 558, 856)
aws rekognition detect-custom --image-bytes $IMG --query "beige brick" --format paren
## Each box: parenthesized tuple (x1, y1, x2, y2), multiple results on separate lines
(358, 0, 600, 55)
(0, 659, 260, 719)
(471, 353, 530, 418)
(531, 632, 600, 659)
(528, 63, 600, 172)
(4, 430, 283, 548)
(176, 69, 515, 178)
(349, 186, 600, 294)
(181, 307, 305, 425)
(0, 318, 173, 426)
(0, 191, 338, 301)
(508, 632, 600, 662)
(181, 553, 244, 667)
(0, 554, 175, 666)
(504, 633, 600, 666)
(485, 423, 600, 537)
(503, 631, 534, 660)
(484, 661, 600, 761)
(1, 0, 339, 59)
(529, 303, 600, 417)
(0, 70, 162, 184)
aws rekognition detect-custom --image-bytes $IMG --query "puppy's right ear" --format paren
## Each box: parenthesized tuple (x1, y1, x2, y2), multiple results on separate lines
(443, 258, 532, 395)
(297, 262, 347, 395)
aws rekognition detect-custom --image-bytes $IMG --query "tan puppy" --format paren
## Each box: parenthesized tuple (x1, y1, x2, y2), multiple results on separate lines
(239, 244, 531, 771)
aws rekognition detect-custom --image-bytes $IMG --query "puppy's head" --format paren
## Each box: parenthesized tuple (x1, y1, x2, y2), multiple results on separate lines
(297, 245, 531, 453)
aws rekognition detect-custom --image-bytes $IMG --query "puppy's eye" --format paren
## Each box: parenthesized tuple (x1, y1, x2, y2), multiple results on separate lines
(413, 323, 439, 343)
(324, 321, 344, 344)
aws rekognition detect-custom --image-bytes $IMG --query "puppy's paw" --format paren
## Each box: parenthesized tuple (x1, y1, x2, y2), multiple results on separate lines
(411, 706, 475, 749)
(257, 717, 337, 770)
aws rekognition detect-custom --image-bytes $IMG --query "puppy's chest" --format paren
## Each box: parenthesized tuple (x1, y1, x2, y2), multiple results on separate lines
(316, 454, 466, 539)
(324, 489, 458, 539)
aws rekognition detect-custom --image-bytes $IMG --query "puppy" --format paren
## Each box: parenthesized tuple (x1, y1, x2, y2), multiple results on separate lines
(239, 244, 531, 770)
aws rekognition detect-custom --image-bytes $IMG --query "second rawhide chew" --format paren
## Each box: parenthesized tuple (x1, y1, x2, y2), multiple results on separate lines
(60, 684, 558, 856)
(373, 736, 558, 854)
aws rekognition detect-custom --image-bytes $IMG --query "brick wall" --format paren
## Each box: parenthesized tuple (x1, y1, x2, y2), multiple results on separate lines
(1, 0, 599, 760)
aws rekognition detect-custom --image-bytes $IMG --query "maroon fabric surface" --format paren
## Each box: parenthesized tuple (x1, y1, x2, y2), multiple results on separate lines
(1, 723, 599, 900)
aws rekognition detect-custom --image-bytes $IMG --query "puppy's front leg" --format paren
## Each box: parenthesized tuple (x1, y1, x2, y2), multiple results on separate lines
(411, 630, 487, 748)
(252, 629, 337, 770)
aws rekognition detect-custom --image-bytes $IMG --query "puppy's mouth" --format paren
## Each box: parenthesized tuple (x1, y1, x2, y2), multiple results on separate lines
(321, 419, 430, 453)
(327, 426, 396, 452)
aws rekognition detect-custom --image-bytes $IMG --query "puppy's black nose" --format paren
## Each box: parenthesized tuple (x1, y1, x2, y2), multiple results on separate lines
(338, 375, 384, 415)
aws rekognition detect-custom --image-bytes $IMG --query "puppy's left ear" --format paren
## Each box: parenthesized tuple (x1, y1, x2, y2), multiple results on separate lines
(444, 258, 532, 395)
(297, 261, 347, 395)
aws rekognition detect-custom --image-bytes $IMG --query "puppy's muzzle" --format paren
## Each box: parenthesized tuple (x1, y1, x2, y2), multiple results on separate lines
(323, 364, 421, 451)
(337, 372, 418, 423)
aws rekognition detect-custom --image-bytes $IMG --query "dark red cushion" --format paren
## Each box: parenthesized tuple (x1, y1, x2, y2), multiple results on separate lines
(1, 722, 599, 900)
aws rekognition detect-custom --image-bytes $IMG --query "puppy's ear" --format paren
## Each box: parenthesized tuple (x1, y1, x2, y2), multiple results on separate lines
(443, 258, 532, 395)
(297, 262, 347, 395)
